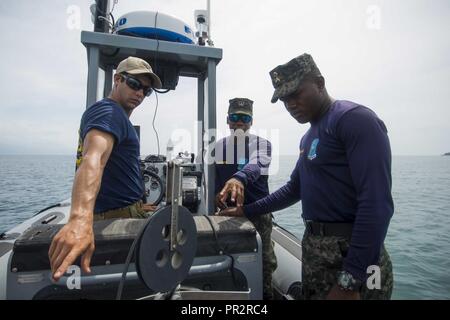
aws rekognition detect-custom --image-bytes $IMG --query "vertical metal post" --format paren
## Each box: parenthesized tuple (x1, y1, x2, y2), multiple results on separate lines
(206, 59, 217, 214)
(86, 47, 100, 108)
(103, 65, 114, 98)
(167, 161, 183, 250)
(207, 0, 214, 46)
(197, 77, 205, 164)
(94, 0, 111, 33)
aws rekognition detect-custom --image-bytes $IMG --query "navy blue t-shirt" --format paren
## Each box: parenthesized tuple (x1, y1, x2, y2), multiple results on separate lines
(214, 134, 271, 204)
(245, 100, 394, 281)
(76, 98, 144, 213)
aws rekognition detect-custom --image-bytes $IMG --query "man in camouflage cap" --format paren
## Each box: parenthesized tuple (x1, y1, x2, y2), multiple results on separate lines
(270, 53, 321, 104)
(227, 97, 254, 117)
(215, 98, 277, 300)
(220, 54, 394, 300)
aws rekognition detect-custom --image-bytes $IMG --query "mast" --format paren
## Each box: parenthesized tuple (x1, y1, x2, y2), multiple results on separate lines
(206, 0, 214, 46)
(93, 0, 111, 33)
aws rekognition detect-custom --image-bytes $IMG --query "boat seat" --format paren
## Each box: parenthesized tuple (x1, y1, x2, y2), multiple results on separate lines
(10, 215, 258, 272)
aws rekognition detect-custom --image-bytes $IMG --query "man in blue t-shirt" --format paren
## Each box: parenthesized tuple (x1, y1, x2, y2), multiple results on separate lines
(219, 54, 394, 300)
(49, 56, 162, 282)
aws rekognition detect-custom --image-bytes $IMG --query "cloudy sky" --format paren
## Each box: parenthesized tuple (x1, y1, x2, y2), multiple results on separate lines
(0, 0, 449, 156)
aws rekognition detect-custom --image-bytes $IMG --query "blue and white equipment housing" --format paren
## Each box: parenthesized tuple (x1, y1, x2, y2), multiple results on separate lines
(114, 11, 196, 44)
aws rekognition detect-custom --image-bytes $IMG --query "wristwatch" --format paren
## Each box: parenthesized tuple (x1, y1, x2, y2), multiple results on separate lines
(336, 270, 363, 291)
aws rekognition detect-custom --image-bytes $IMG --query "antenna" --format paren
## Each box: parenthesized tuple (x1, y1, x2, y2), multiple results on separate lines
(194, 0, 214, 46)
(207, 0, 214, 46)
(91, 0, 111, 33)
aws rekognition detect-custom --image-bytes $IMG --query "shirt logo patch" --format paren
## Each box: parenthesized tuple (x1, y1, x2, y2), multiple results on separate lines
(237, 157, 248, 170)
(308, 138, 319, 160)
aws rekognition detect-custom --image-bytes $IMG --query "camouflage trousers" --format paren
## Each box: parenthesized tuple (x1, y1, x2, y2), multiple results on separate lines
(249, 214, 278, 300)
(301, 233, 393, 300)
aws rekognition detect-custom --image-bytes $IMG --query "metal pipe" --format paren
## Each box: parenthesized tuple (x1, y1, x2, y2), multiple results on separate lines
(53, 256, 232, 287)
(206, 59, 217, 214)
(207, 0, 214, 46)
(103, 65, 113, 98)
(86, 46, 100, 108)
(197, 77, 205, 164)
(189, 256, 232, 275)
(94, 0, 110, 33)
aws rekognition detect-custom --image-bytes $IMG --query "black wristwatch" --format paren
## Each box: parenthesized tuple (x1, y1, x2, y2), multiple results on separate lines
(336, 270, 363, 291)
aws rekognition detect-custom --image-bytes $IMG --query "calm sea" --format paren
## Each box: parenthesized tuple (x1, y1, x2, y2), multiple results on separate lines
(0, 155, 449, 299)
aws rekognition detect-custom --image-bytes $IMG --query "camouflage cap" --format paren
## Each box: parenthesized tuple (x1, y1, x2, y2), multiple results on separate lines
(269, 53, 321, 103)
(228, 98, 253, 116)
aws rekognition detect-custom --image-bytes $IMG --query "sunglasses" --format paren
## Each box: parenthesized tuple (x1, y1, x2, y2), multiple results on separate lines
(121, 74, 153, 97)
(228, 113, 252, 124)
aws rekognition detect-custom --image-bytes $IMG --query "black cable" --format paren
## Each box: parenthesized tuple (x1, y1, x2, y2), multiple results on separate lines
(152, 92, 160, 156)
(203, 215, 222, 253)
(202, 168, 207, 209)
(228, 252, 238, 288)
(151, 12, 171, 97)
(95, 0, 114, 32)
(109, 13, 115, 31)
(116, 211, 181, 300)
(154, 88, 170, 94)
(115, 219, 150, 300)
(203, 215, 238, 288)
(116, 214, 182, 300)
(33, 203, 61, 217)
(150, 12, 172, 95)
(150, 12, 161, 156)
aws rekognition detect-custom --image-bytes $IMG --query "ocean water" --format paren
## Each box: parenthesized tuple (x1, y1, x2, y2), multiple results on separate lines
(0, 155, 449, 299)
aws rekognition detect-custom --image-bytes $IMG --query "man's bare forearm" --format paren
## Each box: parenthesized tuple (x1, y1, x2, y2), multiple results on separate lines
(69, 154, 105, 221)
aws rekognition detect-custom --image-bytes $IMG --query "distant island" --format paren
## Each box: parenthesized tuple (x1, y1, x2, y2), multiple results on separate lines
(444, 152, 450, 156)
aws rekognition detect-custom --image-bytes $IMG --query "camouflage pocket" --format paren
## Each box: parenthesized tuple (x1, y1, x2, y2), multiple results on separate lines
(337, 238, 350, 258)
(303, 235, 343, 269)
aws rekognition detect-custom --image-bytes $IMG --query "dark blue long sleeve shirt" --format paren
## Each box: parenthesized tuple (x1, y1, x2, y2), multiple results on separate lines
(214, 134, 271, 204)
(245, 100, 394, 281)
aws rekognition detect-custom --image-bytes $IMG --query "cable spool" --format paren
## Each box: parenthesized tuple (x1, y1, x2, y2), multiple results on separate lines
(135, 205, 197, 293)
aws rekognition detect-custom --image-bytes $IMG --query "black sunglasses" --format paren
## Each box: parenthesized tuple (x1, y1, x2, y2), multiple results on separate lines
(228, 113, 252, 124)
(121, 74, 153, 97)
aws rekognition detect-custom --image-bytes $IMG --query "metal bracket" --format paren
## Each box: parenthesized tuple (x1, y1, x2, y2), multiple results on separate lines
(166, 161, 184, 251)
